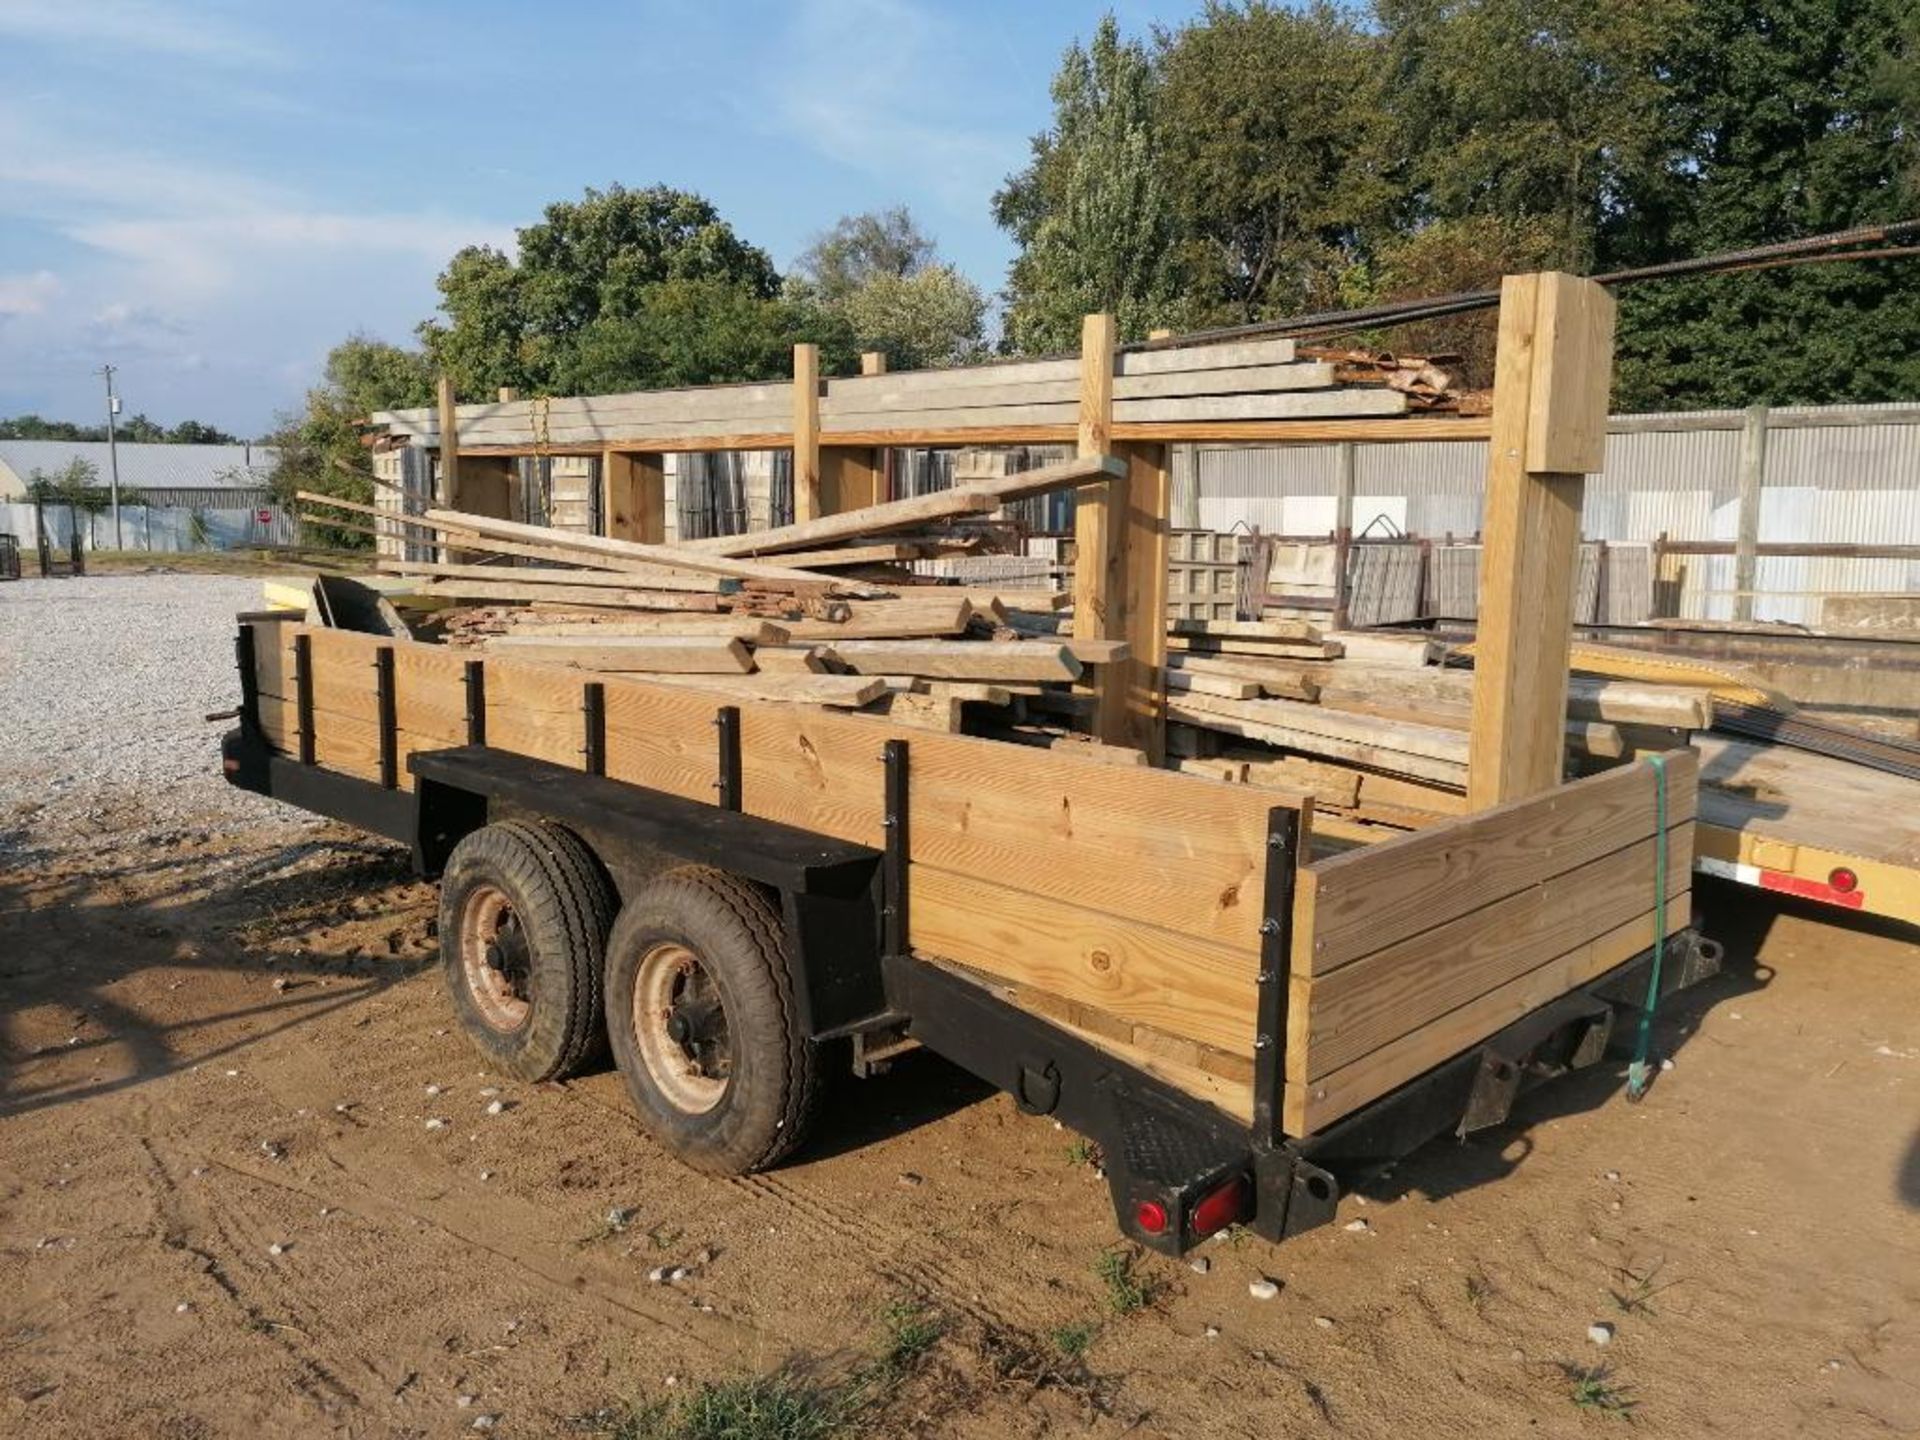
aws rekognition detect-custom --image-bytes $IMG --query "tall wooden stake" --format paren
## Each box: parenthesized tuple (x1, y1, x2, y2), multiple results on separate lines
(1467, 272, 1616, 810)
(1072, 314, 1166, 758)
(436, 375, 460, 510)
(792, 343, 821, 523)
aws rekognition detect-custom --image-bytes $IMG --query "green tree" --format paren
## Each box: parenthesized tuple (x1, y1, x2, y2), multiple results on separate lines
(790, 206, 936, 304)
(26, 456, 142, 513)
(559, 279, 855, 394)
(264, 335, 435, 548)
(1378, 0, 1690, 275)
(1604, 0, 1920, 407)
(994, 15, 1184, 351)
(1156, 2, 1403, 324)
(0, 413, 238, 442)
(420, 185, 784, 396)
(789, 208, 987, 368)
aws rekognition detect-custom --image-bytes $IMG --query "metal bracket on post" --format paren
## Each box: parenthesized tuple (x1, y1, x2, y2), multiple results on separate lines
(463, 659, 486, 746)
(714, 705, 742, 811)
(1252, 806, 1301, 1151)
(374, 646, 398, 790)
(880, 739, 909, 960)
(581, 682, 606, 777)
(293, 632, 315, 766)
(234, 623, 261, 741)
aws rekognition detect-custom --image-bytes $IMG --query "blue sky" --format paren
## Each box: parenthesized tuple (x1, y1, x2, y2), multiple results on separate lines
(0, 0, 1202, 436)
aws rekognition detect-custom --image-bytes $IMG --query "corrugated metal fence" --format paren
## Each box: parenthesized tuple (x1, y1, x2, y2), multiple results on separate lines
(1175, 402, 1920, 625)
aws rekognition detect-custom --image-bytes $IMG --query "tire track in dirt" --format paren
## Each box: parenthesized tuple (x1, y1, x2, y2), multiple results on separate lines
(135, 1137, 363, 1420)
(233, 1129, 756, 1358)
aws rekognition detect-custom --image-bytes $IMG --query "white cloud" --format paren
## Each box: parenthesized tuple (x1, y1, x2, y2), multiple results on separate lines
(0, 0, 282, 66)
(0, 270, 62, 317)
(67, 211, 511, 302)
(762, 0, 1023, 215)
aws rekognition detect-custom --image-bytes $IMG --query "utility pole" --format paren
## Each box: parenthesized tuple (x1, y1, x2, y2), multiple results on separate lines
(100, 364, 123, 550)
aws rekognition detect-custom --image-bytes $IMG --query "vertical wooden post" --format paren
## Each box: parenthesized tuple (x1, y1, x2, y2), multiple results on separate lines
(819, 351, 889, 516)
(1073, 312, 1119, 637)
(497, 386, 518, 403)
(1733, 404, 1768, 623)
(436, 375, 460, 510)
(1467, 272, 1616, 810)
(603, 450, 665, 542)
(1332, 440, 1356, 630)
(1072, 314, 1163, 757)
(1113, 440, 1171, 761)
(791, 343, 821, 523)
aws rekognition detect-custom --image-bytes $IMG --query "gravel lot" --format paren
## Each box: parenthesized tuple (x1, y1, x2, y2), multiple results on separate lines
(0, 574, 303, 847)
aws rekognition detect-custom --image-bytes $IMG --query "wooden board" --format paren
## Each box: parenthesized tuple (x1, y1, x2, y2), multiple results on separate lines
(466, 635, 755, 674)
(823, 640, 1082, 683)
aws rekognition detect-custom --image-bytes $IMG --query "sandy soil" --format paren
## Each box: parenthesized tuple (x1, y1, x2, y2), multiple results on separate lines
(3, 579, 1919, 1438)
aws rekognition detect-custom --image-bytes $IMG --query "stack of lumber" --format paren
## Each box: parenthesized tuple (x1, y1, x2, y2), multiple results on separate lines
(365, 336, 1437, 452)
(290, 454, 1144, 736)
(1159, 617, 1720, 828)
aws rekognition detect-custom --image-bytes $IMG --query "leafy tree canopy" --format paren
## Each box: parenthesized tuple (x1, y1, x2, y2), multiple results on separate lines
(0, 413, 240, 444)
(790, 208, 987, 368)
(998, 0, 1920, 406)
(421, 184, 786, 396)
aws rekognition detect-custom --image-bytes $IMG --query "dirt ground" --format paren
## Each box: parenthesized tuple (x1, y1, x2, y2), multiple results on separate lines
(4, 582, 1920, 1438)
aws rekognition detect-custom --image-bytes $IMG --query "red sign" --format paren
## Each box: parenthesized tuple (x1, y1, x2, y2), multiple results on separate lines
(257, 509, 272, 524)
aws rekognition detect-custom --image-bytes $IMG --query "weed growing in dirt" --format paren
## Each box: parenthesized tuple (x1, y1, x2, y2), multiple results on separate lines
(1094, 1248, 1156, 1315)
(1051, 1320, 1099, 1358)
(876, 1299, 945, 1371)
(604, 1371, 844, 1440)
(1464, 1269, 1497, 1311)
(588, 1297, 949, 1440)
(1064, 1137, 1098, 1167)
(1610, 1258, 1678, 1316)
(1563, 1364, 1637, 1418)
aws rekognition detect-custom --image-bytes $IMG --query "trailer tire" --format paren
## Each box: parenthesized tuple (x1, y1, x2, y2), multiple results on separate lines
(439, 820, 615, 1083)
(603, 866, 820, 1174)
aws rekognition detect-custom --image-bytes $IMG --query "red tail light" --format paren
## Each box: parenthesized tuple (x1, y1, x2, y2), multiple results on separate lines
(1190, 1175, 1250, 1238)
(1829, 866, 1859, 895)
(1134, 1200, 1170, 1235)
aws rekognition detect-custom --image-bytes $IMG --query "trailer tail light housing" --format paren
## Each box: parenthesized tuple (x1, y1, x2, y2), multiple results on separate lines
(1132, 1199, 1170, 1235)
(1190, 1174, 1250, 1239)
(1828, 866, 1859, 895)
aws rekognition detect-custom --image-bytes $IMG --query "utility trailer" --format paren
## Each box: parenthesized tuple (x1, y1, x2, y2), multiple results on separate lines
(219, 616, 1713, 1254)
(223, 271, 1721, 1252)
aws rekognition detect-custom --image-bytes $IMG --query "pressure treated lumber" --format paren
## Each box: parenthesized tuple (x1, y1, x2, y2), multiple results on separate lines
(1296, 752, 1699, 976)
(411, 578, 739, 610)
(641, 672, 887, 707)
(1284, 901, 1689, 1135)
(1467, 272, 1617, 810)
(1293, 825, 1692, 1079)
(823, 639, 1083, 683)
(1166, 652, 1320, 701)
(1167, 699, 1467, 787)
(420, 508, 869, 594)
(750, 646, 828, 674)
(458, 615, 792, 644)
(460, 635, 754, 674)
(300, 491, 717, 587)
(777, 597, 975, 640)
(792, 343, 821, 523)
(683, 453, 1123, 558)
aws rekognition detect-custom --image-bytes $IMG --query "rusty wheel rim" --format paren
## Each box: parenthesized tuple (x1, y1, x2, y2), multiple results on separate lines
(633, 941, 730, 1114)
(458, 883, 532, 1033)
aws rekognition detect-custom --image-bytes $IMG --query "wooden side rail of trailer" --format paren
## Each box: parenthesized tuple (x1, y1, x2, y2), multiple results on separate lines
(220, 617, 1714, 1253)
